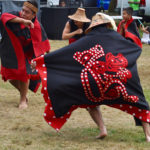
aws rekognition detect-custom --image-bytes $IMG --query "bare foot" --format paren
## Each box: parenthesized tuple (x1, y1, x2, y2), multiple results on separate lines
(96, 132, 107, 139)
(146, 136, 150, 142)
(19, 98, 28, 109)
(142, 121, 150, 142)
(96, 127, 107, 139)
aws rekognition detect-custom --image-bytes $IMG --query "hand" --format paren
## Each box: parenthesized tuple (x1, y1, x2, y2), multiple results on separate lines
(75, 28, 83, 35)
(140, 24, 145, 31)
(120, 22, 125, 29)
(145, 26, 150, 34)
(140, 25, 149, 34)
(31, 60, 36, 72)
(22, 19, 34, 29)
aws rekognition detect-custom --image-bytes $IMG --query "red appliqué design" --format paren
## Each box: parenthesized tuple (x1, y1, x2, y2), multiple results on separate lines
(73, 44, 138, 103)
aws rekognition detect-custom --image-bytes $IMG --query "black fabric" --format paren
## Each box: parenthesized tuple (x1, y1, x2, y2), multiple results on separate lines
(23, 43, 33, 53)
(69, 19, 90, 40)
(0, 18, 18, 69)
(2, 11, 34, 67)
(40, 22, 48, 42)
(127, 20, 140, 39)
(0, 11, 42, 92)
(7, 22, 31, 40)
(25, 57, 41, 92)
(6, 12, 31, 40)
(43, 26, 149, 118)
(41, 7, 99, 39)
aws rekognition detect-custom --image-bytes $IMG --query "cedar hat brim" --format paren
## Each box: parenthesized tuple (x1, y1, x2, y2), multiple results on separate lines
(68, 8, 91, 23)
(85, 13, 111, 34)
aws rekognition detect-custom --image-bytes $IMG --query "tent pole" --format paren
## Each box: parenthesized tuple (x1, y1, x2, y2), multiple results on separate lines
(121, 0, 123, 16)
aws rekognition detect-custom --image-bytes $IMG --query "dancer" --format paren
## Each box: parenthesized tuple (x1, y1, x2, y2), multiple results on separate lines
(32, 13, 150, 142)
(62, 8, 90, 44)
(62, 8, 107, 138)
(0, 0, 50, 109)
(117, 7, 142, 48)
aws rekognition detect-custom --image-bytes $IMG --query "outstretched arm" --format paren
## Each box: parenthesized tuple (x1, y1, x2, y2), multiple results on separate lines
(8, 17, 34, 28)
(140, 25, 150, 34)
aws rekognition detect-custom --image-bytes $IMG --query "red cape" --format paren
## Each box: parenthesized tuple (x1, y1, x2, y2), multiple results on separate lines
(0, 12, 50, 83)
(117, 18, 142, 48)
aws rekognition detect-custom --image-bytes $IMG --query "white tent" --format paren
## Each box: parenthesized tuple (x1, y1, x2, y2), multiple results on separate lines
(117, 0, 150, 16)
(111, 0, 141, 20)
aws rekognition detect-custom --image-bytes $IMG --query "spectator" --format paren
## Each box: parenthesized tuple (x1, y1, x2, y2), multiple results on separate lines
(128, 0, 140, 16)
(59, 0, 66, 7)
(140, 0, 146, 7)
(117, 7, 142, 48)
(140, 25, 150, 44)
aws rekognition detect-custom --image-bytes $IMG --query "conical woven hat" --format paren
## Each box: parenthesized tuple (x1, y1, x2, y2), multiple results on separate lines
(85, 13, 111, 33)
(68, 8, 91, 22)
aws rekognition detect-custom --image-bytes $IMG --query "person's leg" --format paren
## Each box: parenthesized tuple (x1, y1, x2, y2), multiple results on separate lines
(87, 106, 107, 139)
(18, 80, 29, 109)
(9, 80, 21, 91)
(142, 121, 150, 142)
(9, 79, 29, 109)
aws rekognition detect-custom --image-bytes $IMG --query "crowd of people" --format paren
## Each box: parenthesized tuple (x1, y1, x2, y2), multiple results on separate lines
(0, 0, 150, 143)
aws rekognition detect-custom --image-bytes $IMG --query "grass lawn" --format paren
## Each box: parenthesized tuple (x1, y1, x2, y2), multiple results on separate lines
(0, 40, 150, 150)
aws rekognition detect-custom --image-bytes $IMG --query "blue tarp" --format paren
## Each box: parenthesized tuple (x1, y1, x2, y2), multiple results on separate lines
(97, 0, 111, 10)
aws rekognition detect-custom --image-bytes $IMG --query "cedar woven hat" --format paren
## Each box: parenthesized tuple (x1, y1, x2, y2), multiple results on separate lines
(85, 13, 112, 34)
(68, 8, 91, 23)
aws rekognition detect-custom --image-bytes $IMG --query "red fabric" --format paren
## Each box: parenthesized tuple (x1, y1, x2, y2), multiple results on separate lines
(69, 38, 77, 44)
(74, 46, 138, 103)
(30, 18, 50, 57)
(0, 12, 50, 82)
(34, 56, 99, 130)
(29, 74, 41, 81)
(1, 13, 28, 82)
(117, 18, 142, 48)
(34, 55, 150, 130)
(140, 0, 146, 6)
(117, 20, 124, 36)
(125, 31, 142, 48)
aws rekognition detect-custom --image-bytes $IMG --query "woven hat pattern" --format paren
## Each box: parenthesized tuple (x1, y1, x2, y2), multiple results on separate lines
(85, 13, 111, 33)
(68, 8, 91, 22)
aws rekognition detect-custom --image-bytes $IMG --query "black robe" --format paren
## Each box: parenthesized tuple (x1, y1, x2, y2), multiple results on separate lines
(34, 26, 150, 130)
(0, 11, 50, 92)
(117, 18, 142, 48)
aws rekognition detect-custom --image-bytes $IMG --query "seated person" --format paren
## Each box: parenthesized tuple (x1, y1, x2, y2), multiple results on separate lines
(62, 8, 90, 44)
(117, 7, 142, 48)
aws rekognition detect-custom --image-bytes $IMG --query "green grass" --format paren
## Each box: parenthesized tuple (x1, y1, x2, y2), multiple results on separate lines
(0, 40, 150, 150)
